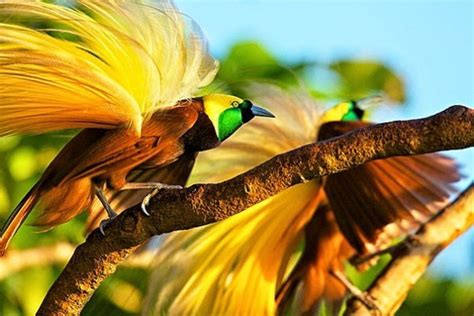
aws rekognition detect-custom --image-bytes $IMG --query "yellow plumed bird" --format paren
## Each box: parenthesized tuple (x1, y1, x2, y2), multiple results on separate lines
(146, 84, 460, 315)
(0, 1, 274, 254)
(144, 84, 323, 315)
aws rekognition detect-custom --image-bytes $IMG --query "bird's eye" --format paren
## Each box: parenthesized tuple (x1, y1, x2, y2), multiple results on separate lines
(231, 101, 239, 108)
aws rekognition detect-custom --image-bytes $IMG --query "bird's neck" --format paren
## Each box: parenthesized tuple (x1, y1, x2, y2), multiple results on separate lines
(181, 98, 220, 152)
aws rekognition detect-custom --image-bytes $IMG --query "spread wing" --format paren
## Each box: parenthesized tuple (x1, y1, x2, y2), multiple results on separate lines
(318, 121, 461, 253)
(0, 0, 218, 136)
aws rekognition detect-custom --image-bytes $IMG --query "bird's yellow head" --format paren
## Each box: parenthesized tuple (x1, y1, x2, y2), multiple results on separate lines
(202, 94, 275, 142)
(320, 95, 383, 124)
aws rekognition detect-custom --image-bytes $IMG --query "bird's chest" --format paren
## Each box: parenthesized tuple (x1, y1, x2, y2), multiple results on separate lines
(181, 112, 220, 152)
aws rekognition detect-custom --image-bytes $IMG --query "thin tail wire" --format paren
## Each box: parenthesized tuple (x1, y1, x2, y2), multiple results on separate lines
(0, 185, 40, 255)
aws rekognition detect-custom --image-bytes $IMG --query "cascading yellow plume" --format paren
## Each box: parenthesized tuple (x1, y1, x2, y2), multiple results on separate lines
(0, 0, 218, 136)
(144, 84, 323, 315)
(144, 84, 460, 315)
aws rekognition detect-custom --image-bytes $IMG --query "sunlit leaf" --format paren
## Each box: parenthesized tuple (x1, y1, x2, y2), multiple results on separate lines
(0, 136, 21, 152)
(7, 267, 54, 316)
(8, 147, 38, 181)
(330, 59, 406, 102)
(216, 41, 313, 97)
(106, 279, 142, 314)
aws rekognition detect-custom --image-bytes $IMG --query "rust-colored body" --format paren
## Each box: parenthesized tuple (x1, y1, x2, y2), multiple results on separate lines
(0, 98, 219, 254)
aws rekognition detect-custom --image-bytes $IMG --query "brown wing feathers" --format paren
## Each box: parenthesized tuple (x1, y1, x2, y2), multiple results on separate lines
(318, 121, 460, 253)
(278, 120, 461, 312)
(64, 107, 198, 185)
(0, 106, 199, 254)
(277, 203, 354, 315)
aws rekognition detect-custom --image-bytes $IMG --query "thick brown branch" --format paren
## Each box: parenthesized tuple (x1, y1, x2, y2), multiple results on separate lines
(344, 184, 474, 316)
(38, 105, 473, 315)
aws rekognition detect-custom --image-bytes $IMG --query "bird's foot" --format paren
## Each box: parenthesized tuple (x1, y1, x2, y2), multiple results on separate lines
(330, 269, 380, 312)
(94, 185, 118, 235)
(141, 188, 158, 216)
(351, 236, 421, 267)
(121, 182, 183, 191)
(353, 291, 379, 312)
(99, 215, 117, 236)
(139, 183, 183, 216)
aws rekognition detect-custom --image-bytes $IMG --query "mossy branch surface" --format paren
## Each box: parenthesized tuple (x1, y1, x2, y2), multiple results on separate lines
(38, 105, 474, 315)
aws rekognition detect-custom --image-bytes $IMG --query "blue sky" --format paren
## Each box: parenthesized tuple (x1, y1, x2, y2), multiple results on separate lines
(175, 0, 473, 277)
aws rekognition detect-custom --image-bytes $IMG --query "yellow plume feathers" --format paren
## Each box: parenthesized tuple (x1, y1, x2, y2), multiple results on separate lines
(147, 182, 321, 315)
(0, 0, 218, 135)
(145, 85, 323, 315)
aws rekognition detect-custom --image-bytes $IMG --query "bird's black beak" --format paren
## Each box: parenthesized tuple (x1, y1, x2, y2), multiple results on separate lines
(251, 105, 275, 118)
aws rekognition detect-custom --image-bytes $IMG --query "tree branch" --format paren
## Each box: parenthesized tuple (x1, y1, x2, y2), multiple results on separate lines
(37, 105, 473, 315)
(344, 183, 474, 316)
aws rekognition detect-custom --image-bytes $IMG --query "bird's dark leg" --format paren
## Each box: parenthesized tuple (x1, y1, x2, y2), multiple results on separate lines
(120, 182, 183, 216)
(350, 237, 420, 267)
(120, 182, 183, 190)
(329, 269, 379, 312)
(94, 185, 118, 235)
(350, 246, 397, 266)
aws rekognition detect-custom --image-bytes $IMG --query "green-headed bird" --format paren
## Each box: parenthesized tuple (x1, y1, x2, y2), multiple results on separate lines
(147, 85, 459, 316)
(0, 0, 274, 255)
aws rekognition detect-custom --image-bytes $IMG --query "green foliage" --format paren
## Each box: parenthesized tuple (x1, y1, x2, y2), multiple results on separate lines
(205, 40, 405, 106)
(2, 38, 470, 316)
(398, 276, 474, 316)
(330, 60, 406, 102)
(201, 41, 312, 97)
(218, 41, 314, 87)
(83, 267, 149, 316)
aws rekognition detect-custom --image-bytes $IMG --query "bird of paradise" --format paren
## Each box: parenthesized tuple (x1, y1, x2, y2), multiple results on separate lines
(146, 84, 459, 315)
(0, 0, 274, 254)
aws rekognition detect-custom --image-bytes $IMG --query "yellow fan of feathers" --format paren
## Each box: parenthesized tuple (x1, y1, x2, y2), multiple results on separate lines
(0, 0, 218, 136)
(143, 84, 323, 316)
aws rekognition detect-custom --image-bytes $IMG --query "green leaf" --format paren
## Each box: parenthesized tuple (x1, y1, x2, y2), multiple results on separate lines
(330, 59, 406, 102)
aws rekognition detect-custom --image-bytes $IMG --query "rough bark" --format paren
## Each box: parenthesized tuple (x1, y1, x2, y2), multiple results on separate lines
(344, 184, 474, 316)
(37, 105, 474, 315)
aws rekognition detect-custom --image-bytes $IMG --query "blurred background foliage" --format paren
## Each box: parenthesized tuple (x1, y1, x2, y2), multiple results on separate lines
(0, 39, 472, 315)
(0, 4, 472, 316)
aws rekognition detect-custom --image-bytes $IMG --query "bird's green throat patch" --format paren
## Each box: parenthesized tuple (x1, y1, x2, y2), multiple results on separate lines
(341, 101, 364, 121)
(217, 108, 243, 141)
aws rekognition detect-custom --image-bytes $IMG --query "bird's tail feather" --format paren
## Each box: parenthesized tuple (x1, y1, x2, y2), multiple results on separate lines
(0, 185, 40, 256)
